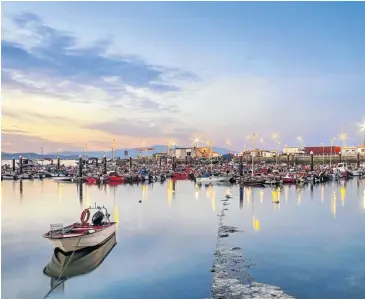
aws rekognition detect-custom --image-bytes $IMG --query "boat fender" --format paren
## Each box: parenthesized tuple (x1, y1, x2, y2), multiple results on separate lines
(80, 209, 90, 224)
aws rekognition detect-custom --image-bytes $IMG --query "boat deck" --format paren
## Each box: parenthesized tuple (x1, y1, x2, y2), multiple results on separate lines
(44, 222, 116, 239)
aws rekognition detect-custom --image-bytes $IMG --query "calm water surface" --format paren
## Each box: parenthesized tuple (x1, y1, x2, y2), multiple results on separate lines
(2, 178, 365, 299)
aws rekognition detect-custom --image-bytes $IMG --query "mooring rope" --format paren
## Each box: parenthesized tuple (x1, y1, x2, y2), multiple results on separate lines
(42, 230, 87, 299)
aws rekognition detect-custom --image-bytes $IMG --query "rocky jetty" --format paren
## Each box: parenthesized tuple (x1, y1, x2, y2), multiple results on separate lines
(210, 197, 295, 299)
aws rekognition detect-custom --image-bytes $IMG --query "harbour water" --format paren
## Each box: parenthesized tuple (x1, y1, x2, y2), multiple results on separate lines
(2, 177, 365, 299)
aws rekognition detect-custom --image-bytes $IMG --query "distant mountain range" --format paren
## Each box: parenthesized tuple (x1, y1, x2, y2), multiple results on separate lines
(1, 145, 236, 160)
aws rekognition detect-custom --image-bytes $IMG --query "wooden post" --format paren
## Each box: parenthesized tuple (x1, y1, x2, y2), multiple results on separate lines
(104, 155, 107, 174)
(159, 156, 162, 167)
(79, 183, 83, 205)
(185, 155, 188, 165)
(172, 157, 176, 171)
(239, 186, 244, 210)
(310, 152, 314, 171)
(239, 156, 243, 176)
(357, 152, 360, 168)
(339, 152, 342, 163)
(12, 158, 15, 171)
(79, 156, 83, 177)
(96, 157, 98, 167)
(57, 156, 60, 170)
(19, 155, 23, 174)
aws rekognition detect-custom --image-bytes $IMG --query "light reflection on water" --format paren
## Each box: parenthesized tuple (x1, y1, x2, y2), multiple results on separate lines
(1, 179, 219, 299)
(223, 178, 365, 299)
(1, 178, 365, 299)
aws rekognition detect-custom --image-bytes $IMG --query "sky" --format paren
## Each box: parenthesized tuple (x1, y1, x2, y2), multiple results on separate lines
(1, 1, 365, 153)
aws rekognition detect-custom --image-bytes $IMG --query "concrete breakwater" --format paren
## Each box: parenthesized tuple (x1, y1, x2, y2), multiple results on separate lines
(210, 197, 295, 299)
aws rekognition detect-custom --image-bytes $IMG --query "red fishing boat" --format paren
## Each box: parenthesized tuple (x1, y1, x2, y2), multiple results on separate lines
(171, 172, 189, 180)
(282, 174, 296, 184)
(85, 177, 98, 184)
(107, 171, 125, 183)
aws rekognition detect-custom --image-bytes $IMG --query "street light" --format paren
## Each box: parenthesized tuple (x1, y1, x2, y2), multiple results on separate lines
(276, 140, 281, 165)
(330, 137, 336, 168)
(41, 146, 44, 166)
(339, 132, 347, 145)
(193, 137, 201, 148)
(361, 123, 365, 148)
(84, 143, 88, 159)
(226, 139, 231, 154)
(112, 139, 116, 161)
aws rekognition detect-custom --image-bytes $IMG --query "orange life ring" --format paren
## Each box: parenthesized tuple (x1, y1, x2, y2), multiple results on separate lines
(80, 209, 90, 224)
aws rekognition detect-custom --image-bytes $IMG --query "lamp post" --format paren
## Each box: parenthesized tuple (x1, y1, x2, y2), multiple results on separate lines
(112, 139, 116, 161)
(84, 143, 88, 159)
(330, 137, 336, 168)
(276, 141, 281, 165)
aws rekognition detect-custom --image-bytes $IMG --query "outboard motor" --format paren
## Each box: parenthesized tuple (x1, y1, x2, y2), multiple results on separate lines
(92, 210, 104, 226)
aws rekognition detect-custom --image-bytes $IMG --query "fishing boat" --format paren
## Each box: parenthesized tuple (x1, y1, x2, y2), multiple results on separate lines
(282, 174, 296, 184)
(85, 176, 99, 184)
(43, 233, 117, 295)
(171, 172, 189, 180)
(43, 204, 117, 252)
(196, 174, 234, 184)
(1, 173, 17, 180)
(43, 233, 117, 278)
(54, 176, 73, 182)
(107, 171, 125, 183)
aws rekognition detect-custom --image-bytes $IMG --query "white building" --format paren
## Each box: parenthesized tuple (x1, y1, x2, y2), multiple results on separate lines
(342, 146, 357, 156)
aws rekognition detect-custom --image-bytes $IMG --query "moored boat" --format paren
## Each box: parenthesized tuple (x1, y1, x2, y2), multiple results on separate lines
(43, 205, 117, 252)
(43, 233, 117, 278)
(171, 172, 189, 180)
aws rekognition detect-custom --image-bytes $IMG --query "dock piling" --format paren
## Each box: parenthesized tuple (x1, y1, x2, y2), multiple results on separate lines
(104, 155, 107, 174)
(310, 152, 314, 171)
(172, 157, 176, 171)
(57, 156, 60, 170)
(12, 158, 15, 171)
(357, 152, 360, 168)
(239, 186, 243, 209)
(79, 156, 83, 177)
(239, 156, 243, 177)
(19, 155, 23, 174)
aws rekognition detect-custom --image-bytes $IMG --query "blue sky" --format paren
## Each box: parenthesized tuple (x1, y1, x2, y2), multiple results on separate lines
(1, 1, 365, 152)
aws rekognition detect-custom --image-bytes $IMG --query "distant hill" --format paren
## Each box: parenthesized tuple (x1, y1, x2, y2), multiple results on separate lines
(2, 145, 236, 160)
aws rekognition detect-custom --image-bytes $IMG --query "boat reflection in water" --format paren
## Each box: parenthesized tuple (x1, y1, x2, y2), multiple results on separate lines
(43, 233, 117, 294)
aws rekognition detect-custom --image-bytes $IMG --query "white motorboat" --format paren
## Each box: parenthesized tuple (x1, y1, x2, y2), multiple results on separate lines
(53, 177, 72, 182)
(1, 173, 17, 180)
(43, 233, 117, 296)
(351, 169, 362, 176)
(195, 175, 233, 184)
(43, 233, 117, 278)
(43, 205, 117, 252)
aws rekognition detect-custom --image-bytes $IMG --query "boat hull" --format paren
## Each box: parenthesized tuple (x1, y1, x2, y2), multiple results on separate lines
(46, 223, 116, 252)
(196, 176, 233, 184)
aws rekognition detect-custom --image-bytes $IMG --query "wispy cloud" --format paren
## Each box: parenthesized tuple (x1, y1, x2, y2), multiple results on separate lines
(85, 117, 196, 140)
(2, 12, 198, 110)
(1, 7, 365, 153)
